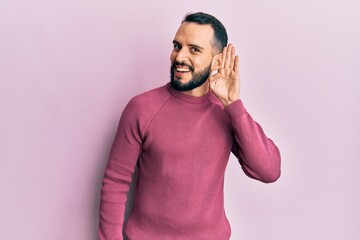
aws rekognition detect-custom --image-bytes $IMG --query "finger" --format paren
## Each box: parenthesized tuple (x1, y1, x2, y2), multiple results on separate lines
(234, 55, 240, 73)
(229, 46, 235, 70)
(220, 46, 227, 69)
(224, 44, 232, 68)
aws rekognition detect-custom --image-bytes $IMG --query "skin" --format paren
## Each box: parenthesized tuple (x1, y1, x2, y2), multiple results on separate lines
(170, 22, 240, 107)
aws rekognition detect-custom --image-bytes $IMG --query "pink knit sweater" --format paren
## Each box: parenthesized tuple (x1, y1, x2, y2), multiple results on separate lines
(98, 83, 281, 240)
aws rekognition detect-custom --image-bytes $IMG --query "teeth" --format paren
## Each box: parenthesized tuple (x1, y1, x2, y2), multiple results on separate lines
(177, 68, 190, 72)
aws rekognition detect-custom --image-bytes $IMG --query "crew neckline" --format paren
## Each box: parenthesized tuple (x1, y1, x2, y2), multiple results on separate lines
(166, 83, 212, 104)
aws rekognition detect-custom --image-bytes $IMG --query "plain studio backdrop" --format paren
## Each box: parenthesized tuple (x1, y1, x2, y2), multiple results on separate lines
(0, 0, 359, 239)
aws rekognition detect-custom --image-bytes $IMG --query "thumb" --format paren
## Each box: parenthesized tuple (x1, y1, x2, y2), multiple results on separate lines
(209, 74, 218, 92)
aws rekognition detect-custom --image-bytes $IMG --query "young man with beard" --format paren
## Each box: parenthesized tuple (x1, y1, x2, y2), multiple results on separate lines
(98, 12, 281, 240)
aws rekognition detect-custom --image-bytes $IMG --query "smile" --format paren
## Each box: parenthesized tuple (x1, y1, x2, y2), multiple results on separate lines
(176, 67, 191, 73)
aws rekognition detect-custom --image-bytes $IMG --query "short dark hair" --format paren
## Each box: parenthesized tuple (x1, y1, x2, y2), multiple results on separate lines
(182, 12, 228, 54)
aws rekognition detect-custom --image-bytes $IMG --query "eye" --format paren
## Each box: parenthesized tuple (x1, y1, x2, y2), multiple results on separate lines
(173, 43, 181, 51)
(191, 47, 200, 53)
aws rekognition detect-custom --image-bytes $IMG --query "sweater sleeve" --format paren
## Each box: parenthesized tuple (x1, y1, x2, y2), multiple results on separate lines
(225, 99, 281, 183)
(98, 98, 143, 240)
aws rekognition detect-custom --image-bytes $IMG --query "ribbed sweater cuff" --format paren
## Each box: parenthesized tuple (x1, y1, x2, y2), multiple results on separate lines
(224, 99, 247, 120)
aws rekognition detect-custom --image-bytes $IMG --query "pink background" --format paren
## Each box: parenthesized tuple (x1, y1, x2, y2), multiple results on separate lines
(1, 0, 359, 239)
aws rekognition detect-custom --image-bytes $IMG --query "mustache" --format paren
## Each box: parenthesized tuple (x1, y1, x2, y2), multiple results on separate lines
(171, 62, 194, 72)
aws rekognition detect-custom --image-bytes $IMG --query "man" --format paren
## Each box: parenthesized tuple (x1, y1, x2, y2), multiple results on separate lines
(98, 12, 281, 240)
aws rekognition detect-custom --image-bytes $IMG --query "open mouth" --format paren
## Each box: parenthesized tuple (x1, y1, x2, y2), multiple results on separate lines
(173, 63, 194, 76)
(176, 67, 191, 73)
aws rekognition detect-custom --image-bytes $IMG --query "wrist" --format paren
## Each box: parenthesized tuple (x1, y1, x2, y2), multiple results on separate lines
(223, 97, 240, 107)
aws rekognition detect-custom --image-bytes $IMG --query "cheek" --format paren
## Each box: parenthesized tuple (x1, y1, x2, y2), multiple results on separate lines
(197, 56, 213, 70)
(170, 51, 176, 63)
(191, 59, 203, 70)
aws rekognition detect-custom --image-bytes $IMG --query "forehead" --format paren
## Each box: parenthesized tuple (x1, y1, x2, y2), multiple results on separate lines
(174, 22, 214, 48)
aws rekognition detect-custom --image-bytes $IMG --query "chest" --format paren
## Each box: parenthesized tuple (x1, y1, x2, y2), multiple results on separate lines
(142, 101, 233, 163)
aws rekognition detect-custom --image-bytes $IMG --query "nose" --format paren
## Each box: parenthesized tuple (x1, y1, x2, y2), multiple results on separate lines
(175, 48, 189, 63)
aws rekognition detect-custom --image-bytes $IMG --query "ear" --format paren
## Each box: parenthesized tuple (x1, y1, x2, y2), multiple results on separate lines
(211, 53, 222, 71)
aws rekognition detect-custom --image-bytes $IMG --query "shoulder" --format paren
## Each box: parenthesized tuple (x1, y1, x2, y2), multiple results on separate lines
(126, 84, 172, 113)
(209, 92, 225, 109)
(121, 84, 172, 128)
(117, 84, 172, 138)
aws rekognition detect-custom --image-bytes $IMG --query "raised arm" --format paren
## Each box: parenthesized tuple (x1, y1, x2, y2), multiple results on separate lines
(226, 100, 281, 183)
(210, 44, 281, 183)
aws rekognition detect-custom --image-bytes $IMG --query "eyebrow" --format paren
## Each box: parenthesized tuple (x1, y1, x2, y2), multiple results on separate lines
(172, 40, 205, 51)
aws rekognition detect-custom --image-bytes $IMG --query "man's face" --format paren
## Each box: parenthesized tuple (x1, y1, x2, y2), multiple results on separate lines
(170, 22, 215, 92)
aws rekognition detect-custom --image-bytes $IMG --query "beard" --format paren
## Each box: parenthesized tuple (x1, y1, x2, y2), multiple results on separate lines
(170, 62, 212, 92)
